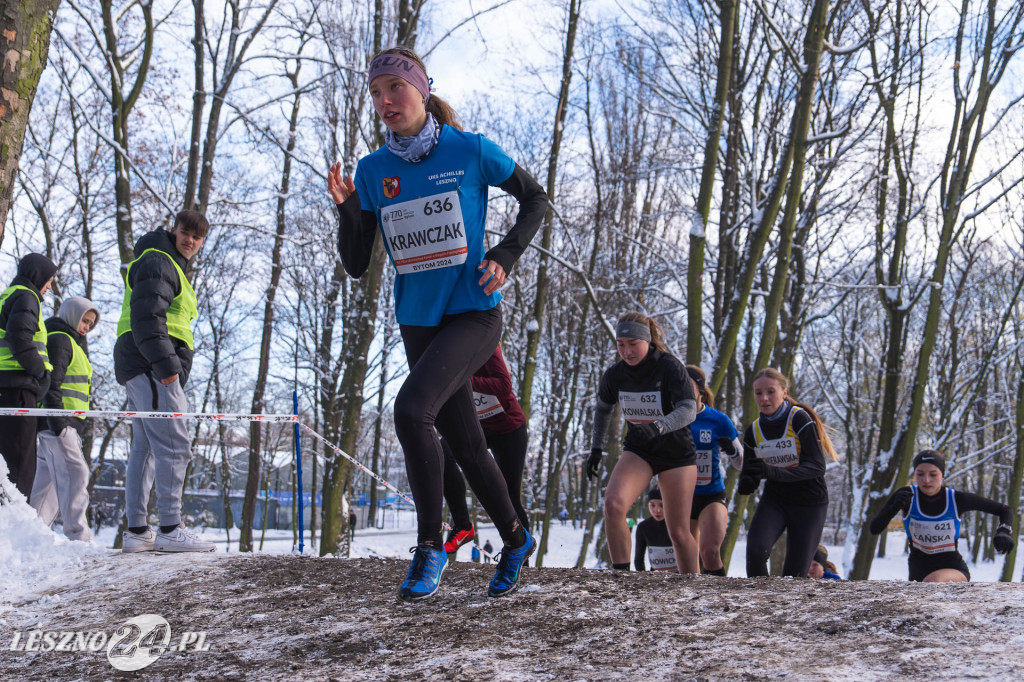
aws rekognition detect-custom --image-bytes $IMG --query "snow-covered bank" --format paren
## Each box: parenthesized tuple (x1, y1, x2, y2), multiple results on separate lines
(3, 552, 1024, 681)
(0, 467, 106, 626)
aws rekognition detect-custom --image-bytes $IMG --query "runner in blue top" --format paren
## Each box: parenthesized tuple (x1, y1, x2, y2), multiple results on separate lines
(328, 46, 547, 602)
(870, 450, 1014, 582)
(685, 365, 741, 576)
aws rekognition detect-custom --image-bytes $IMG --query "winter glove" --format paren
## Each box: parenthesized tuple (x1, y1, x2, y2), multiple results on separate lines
(716, 436, 736, 456)
(743, 458, 765, 479)
(624, 422, 663, 452)
(888, 487, 913, 515)
(993, 524, 1015, 554)
(587, 448, 603, 481)
(737, 474, 760, 496)
(33, 370, 51, 402)
(47, 417, 69, 435)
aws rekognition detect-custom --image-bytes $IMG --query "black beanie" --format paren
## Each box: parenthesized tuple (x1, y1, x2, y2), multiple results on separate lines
(648, 487, 662, 502)
(912, 450, 946, 475)
(17, 253, 57, 291)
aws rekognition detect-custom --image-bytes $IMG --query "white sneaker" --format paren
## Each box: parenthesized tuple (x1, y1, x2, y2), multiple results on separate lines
(122, 528, 156, 553)
(153, 525, 216, 553)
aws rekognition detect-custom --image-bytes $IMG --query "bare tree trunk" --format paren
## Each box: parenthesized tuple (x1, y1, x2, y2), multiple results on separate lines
(0, 0, 60, 249)
(189, 0, 279, 213)
(519, 0, 580, 420)
(99, 0, 153, 265)
(686, 0, 737, 364)
(1002, 353, 1024, 582)
(708, 0, 830, 396)
(240, 47, 307, 552)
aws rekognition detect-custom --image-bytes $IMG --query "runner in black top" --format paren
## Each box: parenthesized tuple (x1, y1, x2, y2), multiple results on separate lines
(737, 368, 838, 577)
(870, 450, 1014, 582)
(588, 312, 699, 573)
(634, 487, 677, 571)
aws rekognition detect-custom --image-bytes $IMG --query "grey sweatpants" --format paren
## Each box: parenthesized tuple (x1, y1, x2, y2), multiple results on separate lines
(31, 427, 94, 542)
(124, 374, 192, 527)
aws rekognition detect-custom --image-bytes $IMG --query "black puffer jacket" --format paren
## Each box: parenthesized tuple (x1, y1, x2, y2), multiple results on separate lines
(0, 254, 57, 399)
(113, 229, 193, 386)
(42, 316, 87, 434)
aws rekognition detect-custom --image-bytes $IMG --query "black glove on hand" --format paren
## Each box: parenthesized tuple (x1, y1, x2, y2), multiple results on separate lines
(47, 417, 68, 435)
(716, 436, 736, 456)
(737, 474, 759, 496)
(744, 458, 765, 479)
(587, 448, 603, 481)
(993, 524, 1015, 554)
(624, 422, 662, 451)
(890, 487, 913, 515)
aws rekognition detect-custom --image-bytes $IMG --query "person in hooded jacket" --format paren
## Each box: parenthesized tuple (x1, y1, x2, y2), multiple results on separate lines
(30, 296, 100, 542)
(0, 253, 56, 498)
(115, 210, 215, 553)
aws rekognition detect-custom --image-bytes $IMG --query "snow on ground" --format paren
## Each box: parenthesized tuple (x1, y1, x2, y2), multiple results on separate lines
(3, 493, 1024, 680)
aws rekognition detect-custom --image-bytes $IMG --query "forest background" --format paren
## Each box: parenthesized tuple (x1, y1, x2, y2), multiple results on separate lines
(1, 0, 1023, 581)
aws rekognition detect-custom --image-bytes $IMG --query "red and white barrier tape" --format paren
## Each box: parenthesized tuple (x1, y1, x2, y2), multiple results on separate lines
(0, 407, 298, 422)
(1, 406, 480, 541)
(300, 423, 416, 509)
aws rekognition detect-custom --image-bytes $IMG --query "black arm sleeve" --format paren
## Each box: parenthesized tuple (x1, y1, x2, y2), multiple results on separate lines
(634, 525, 648, 571)
(482, 163, 548, 274)
(869, 487, 911, 534)
(953, 490, 1012, 526)
(336, 191, 379, 279)
(761, 413, 827, 483)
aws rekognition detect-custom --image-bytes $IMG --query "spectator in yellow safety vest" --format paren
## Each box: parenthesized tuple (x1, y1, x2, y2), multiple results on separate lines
(0, 253, 56, 498)
(31, 296, 101, 542)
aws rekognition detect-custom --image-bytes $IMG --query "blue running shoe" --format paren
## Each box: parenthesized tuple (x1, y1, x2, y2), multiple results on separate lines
(399, 545, 447, 602)
(488, 531, 535, 598)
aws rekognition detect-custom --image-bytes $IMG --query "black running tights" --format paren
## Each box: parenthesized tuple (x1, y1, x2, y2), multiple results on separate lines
(396, 307, 519, 548)
(443, 423, 530, 532)
(746, 490, 827, 577)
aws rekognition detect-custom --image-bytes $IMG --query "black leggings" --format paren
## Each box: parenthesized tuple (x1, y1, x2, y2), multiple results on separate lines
(396, 307, 519, 548)
(746, 490, 828, 577)
(443, 423, 530, 532)
(0, 387, 38, 501)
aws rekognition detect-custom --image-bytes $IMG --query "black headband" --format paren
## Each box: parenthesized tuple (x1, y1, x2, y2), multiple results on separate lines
(912, 450, 946, 475)
(685, 367, 705, 390)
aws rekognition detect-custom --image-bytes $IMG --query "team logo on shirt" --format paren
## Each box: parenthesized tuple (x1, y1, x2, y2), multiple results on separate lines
(382, 176, 401, 199)
(700, 429, 712, 444)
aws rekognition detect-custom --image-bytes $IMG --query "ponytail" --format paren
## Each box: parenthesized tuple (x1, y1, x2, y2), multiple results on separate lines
(426, 95, 462, 130)
(685, 364, 715, 408)
(752, 368, 838, 462)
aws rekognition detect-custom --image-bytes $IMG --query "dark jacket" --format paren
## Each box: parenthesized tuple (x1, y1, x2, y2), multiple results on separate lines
(113, 229, 194, 386)
(41, 316, 87, 435)
(0, 254, 57, 399)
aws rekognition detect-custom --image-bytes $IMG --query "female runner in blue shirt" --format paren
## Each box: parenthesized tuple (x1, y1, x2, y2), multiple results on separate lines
(685, 365, 742, 575)
(328, 46, 547, 601)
